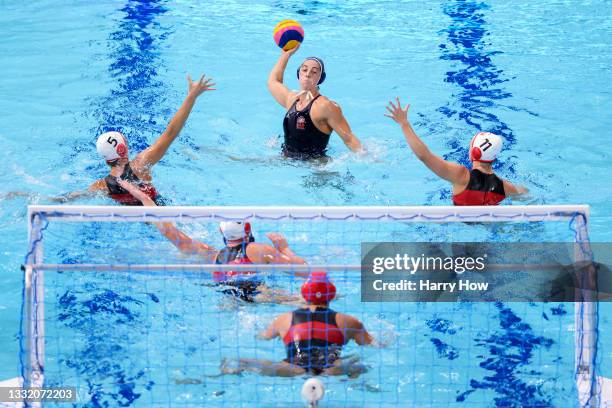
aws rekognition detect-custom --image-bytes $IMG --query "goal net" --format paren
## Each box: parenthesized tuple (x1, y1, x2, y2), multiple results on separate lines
(20, 205, 605, 407)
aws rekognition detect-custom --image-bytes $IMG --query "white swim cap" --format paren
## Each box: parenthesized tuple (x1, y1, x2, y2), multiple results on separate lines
(469, 132, 502, 163)
(219, 221, 252, 241)
(96, 131, 128, 162)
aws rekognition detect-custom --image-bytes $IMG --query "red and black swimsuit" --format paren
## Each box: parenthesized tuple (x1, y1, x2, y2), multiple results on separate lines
(214, 241, 261, 302)
(283, 307, 345, 373)
(104, 164, 159, 206)
(453, 169, 506, 206)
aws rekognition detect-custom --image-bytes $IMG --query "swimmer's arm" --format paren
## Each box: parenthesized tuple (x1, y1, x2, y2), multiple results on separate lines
(325, 102, 363, 152)
(48, 180, 107, 203)
(117, 180, 218, 260)
(246, 241, 307, 268)
(386, 98, 467, 184)
(412, 140, 468, 185)
(248, 244, 311, 279)
(258, 314, 287, 340)
(503, 180, 529, 197)
(116, 179, 156, 206)
(47, 191, 90, 203)
(265, 232, 307, 265)
(134, 74, 215, 170)
(268, 46, 300, 108)
(155, 222, 217, 261)
(344, 316, 375, 346)
(247, 233, 307, 266)
(398, 120, 466, 183)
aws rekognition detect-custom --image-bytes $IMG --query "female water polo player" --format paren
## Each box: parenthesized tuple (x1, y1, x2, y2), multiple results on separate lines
(117, 180, 306, 304)
(268, 44, 363, 159)
(56, 74, 215, 205)
(221, 271, 375, 377)
(385, 98, 527, 205)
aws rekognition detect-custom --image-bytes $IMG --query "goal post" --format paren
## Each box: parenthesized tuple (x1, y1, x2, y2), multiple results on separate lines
(21, 204, 603, 407)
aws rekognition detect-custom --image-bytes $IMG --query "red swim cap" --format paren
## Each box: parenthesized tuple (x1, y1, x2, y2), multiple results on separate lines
(301, 271, 336, 304)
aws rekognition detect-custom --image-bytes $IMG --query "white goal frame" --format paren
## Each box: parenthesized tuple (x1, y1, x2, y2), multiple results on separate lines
(22, 204, 601, 407)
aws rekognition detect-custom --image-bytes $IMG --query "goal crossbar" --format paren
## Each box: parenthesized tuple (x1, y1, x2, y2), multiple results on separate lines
(26, 204, 590, 224)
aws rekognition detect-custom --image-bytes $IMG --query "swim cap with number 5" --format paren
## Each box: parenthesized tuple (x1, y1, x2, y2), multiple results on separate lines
(96, 131, 128, 162)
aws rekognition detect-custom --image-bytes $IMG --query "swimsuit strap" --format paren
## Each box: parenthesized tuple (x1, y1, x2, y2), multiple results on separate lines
(300, 94, 321, 112)
(292, 94, 321, 112)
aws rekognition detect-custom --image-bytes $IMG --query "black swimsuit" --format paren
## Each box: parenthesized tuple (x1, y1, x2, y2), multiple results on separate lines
(214, 242, 262, 303)
(452, 169, 506, 206)
(104, 164, 161, 206)
(283, 307, 344, 374)
(282, 95, 331, 159)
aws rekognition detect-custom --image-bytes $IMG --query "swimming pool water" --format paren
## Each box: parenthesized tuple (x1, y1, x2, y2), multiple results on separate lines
(1, 0, 611, 406)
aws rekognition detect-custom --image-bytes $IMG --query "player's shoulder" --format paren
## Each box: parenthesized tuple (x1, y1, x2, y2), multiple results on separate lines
(336, 311, 361, 327)
(276, 311, 293, 324)
(316, 95, 342, 115)
(245, 241, 271, 253)
(317, 94, 336, 107)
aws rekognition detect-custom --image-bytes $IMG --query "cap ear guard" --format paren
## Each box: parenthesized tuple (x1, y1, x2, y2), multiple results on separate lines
(319, 71, 326, 84)
(470, 146, 482, 161)
(244, 222, 253, 241)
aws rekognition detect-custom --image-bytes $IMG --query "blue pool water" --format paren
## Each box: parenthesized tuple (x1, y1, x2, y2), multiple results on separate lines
(0, 0, 611, 406)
